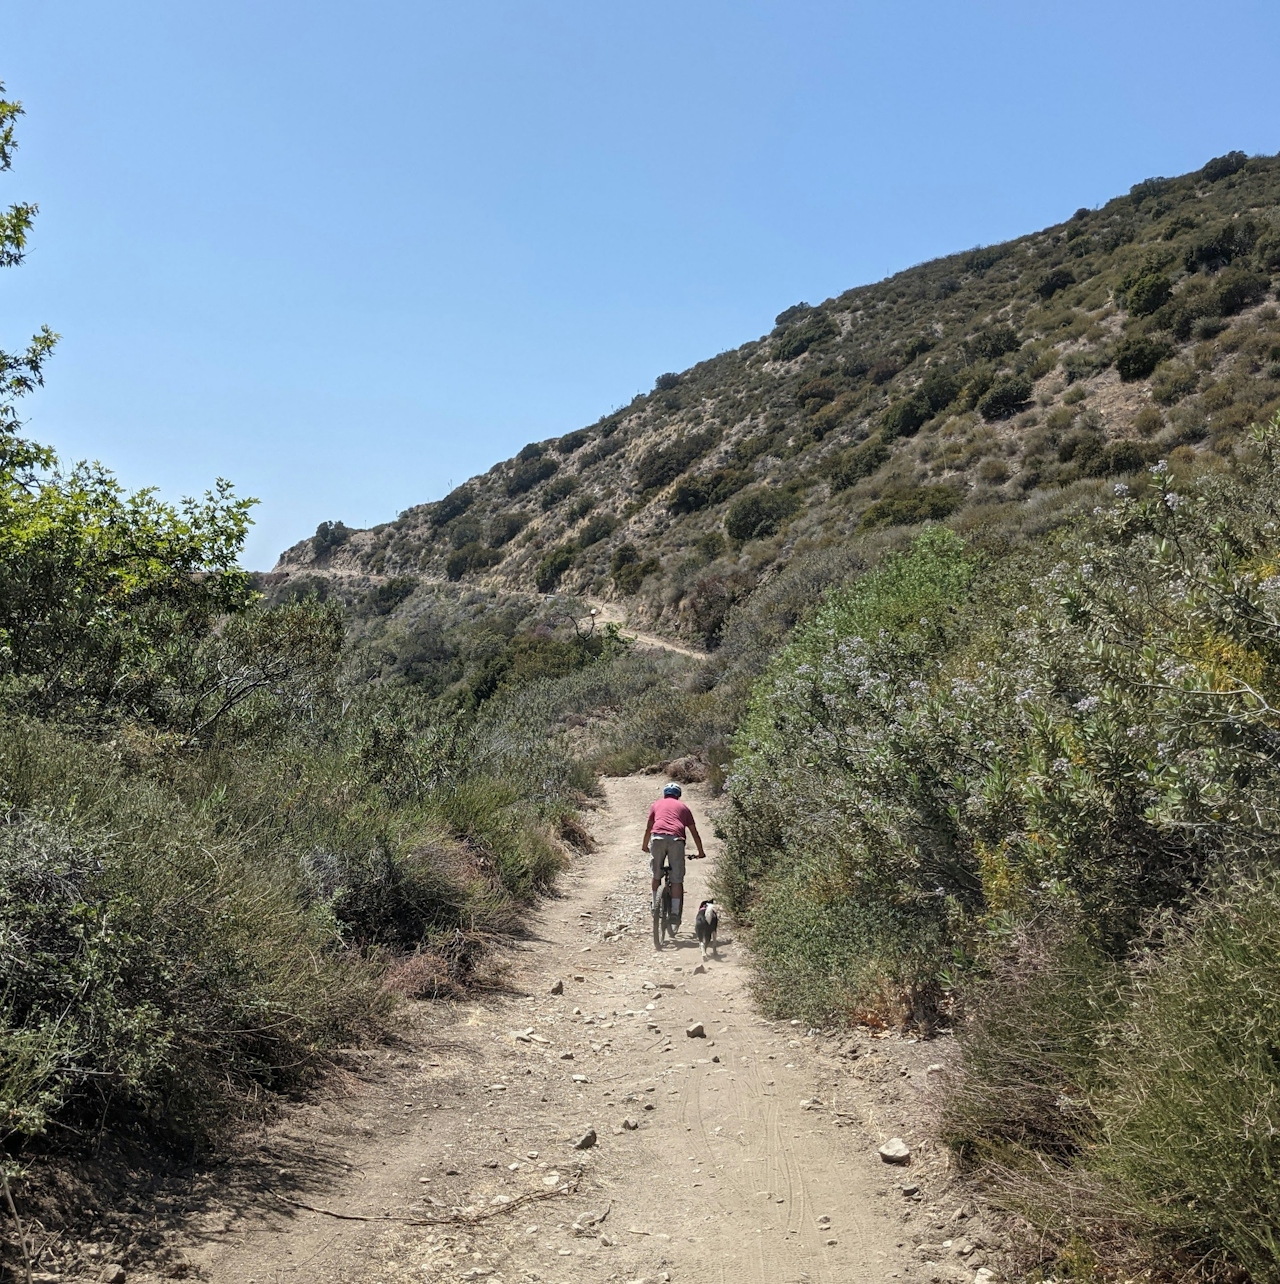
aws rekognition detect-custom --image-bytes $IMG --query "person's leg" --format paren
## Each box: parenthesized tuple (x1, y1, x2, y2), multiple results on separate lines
(649, 840, 668, 907)
(668, 841, 687, 926)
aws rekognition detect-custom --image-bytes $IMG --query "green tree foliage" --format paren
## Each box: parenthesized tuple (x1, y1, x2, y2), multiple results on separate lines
(446, 542, 502, 580)
(1215, 265, 1269, 315)
(577, 512, 616, 546)
(1184, 219, 1258, 273)
(539, 473, 578, 509)
(0, 447, 259, 721)
(918, 367, 961, 414)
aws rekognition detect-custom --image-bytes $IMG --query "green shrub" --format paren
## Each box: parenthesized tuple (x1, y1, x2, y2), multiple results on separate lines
(859, 484, 963, 528)
(684, 571, 755, 647)
(1125, 271, 1172, 316)
(941, 925, 1121, 1162)
(698, 530, 725, 559)
(1133, 407, 1164, 437)
(1035, 267, 1076, 299)
(1114, 335, 1171, 381)
(667, 467, 752, 515)
(446, 542, 502, 581)
(774, 302, 812, 327)
(724, 488, 802, 542)
(540, 474, 578, 509)
(556, 429, 590, 454)
(828, 436, 889, 491)
(881, 393, 931, 438)
(610, 543, 660, 594)
(360, 577, 418, 615)
(774, 312, 838, 361)
(919, 367, 962, 413)
(1092, 873, 1280, 1279)
(580, 433, 623, 466)
(1061, 348, 1111, 383)
(902, 333, 936, 363)
(489, 510, 529, 547)
(1151, 362, 1199, 405)
(312, 520, 352, 555)
(795, 377, 837, 410)
(0, 726, 387, 1143)
(634, 427, 720, 492)
(747, 860, 950, 1025)
(966, 325, 1022, 362)
(1184, 219, 1258, 273)
(1201, 150, 1247, 183)
(1215, 266, 1269, 315)
(964, 245, 1010, 274)
(517, 441, 547, 462)
(977, 375, 1032, 420)
(506, 456, 558, 496)
(429, 485, 474, 526)
(534, 544, 576, 592)
(654, 372, 680, 392)
(577, 512, 616, 546)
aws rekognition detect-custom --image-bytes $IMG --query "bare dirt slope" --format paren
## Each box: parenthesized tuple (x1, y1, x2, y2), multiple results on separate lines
(172, 777, 987, 1284)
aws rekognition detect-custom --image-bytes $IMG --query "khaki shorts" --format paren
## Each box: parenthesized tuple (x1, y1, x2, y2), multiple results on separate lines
(650, 835, 686, 884)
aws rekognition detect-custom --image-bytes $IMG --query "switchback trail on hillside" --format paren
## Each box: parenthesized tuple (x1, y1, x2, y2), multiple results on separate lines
(585, 601, 708, 659)
(177, 778, 983, 1284)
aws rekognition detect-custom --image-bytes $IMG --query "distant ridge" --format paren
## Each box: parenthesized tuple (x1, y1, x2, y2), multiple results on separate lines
(274, 149, 1280, 647)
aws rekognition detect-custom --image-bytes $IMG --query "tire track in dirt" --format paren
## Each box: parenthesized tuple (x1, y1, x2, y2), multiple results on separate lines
(179, 775, 932, 1284)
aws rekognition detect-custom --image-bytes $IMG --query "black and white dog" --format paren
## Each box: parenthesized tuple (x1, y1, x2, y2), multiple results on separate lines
(694, 900, 719, 961)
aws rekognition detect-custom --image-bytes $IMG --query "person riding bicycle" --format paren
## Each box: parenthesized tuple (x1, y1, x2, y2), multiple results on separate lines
(641, 782, 707, 933)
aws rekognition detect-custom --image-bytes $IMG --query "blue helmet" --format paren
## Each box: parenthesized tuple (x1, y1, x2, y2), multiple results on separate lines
(663, 782, 682, 798)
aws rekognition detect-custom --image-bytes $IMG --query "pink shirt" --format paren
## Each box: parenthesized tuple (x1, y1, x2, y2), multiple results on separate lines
(648, 797, 695, 839)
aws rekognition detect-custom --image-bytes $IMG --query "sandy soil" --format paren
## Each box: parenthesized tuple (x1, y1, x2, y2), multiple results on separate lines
(45, 777, 995, 1284)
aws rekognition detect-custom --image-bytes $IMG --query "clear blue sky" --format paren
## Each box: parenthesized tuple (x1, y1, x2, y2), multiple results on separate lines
(6, 1, 1279, 567)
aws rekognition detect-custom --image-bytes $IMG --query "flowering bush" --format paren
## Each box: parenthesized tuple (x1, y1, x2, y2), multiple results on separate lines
(721, 415, 1280, 1274)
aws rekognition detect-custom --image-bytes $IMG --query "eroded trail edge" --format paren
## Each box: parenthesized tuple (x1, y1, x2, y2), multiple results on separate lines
(189, 778, 986, 1284)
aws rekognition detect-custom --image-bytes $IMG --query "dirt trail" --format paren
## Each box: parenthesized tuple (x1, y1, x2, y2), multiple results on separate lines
(180, 778, 969, 1284)
(585, 601, 708, 660)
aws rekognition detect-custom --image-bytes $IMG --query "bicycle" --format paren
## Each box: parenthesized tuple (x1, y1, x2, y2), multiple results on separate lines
(652, 858, 676, 949)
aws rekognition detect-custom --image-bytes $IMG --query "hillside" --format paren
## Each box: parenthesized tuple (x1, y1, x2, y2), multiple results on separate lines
(274, 148, 1280, 646)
